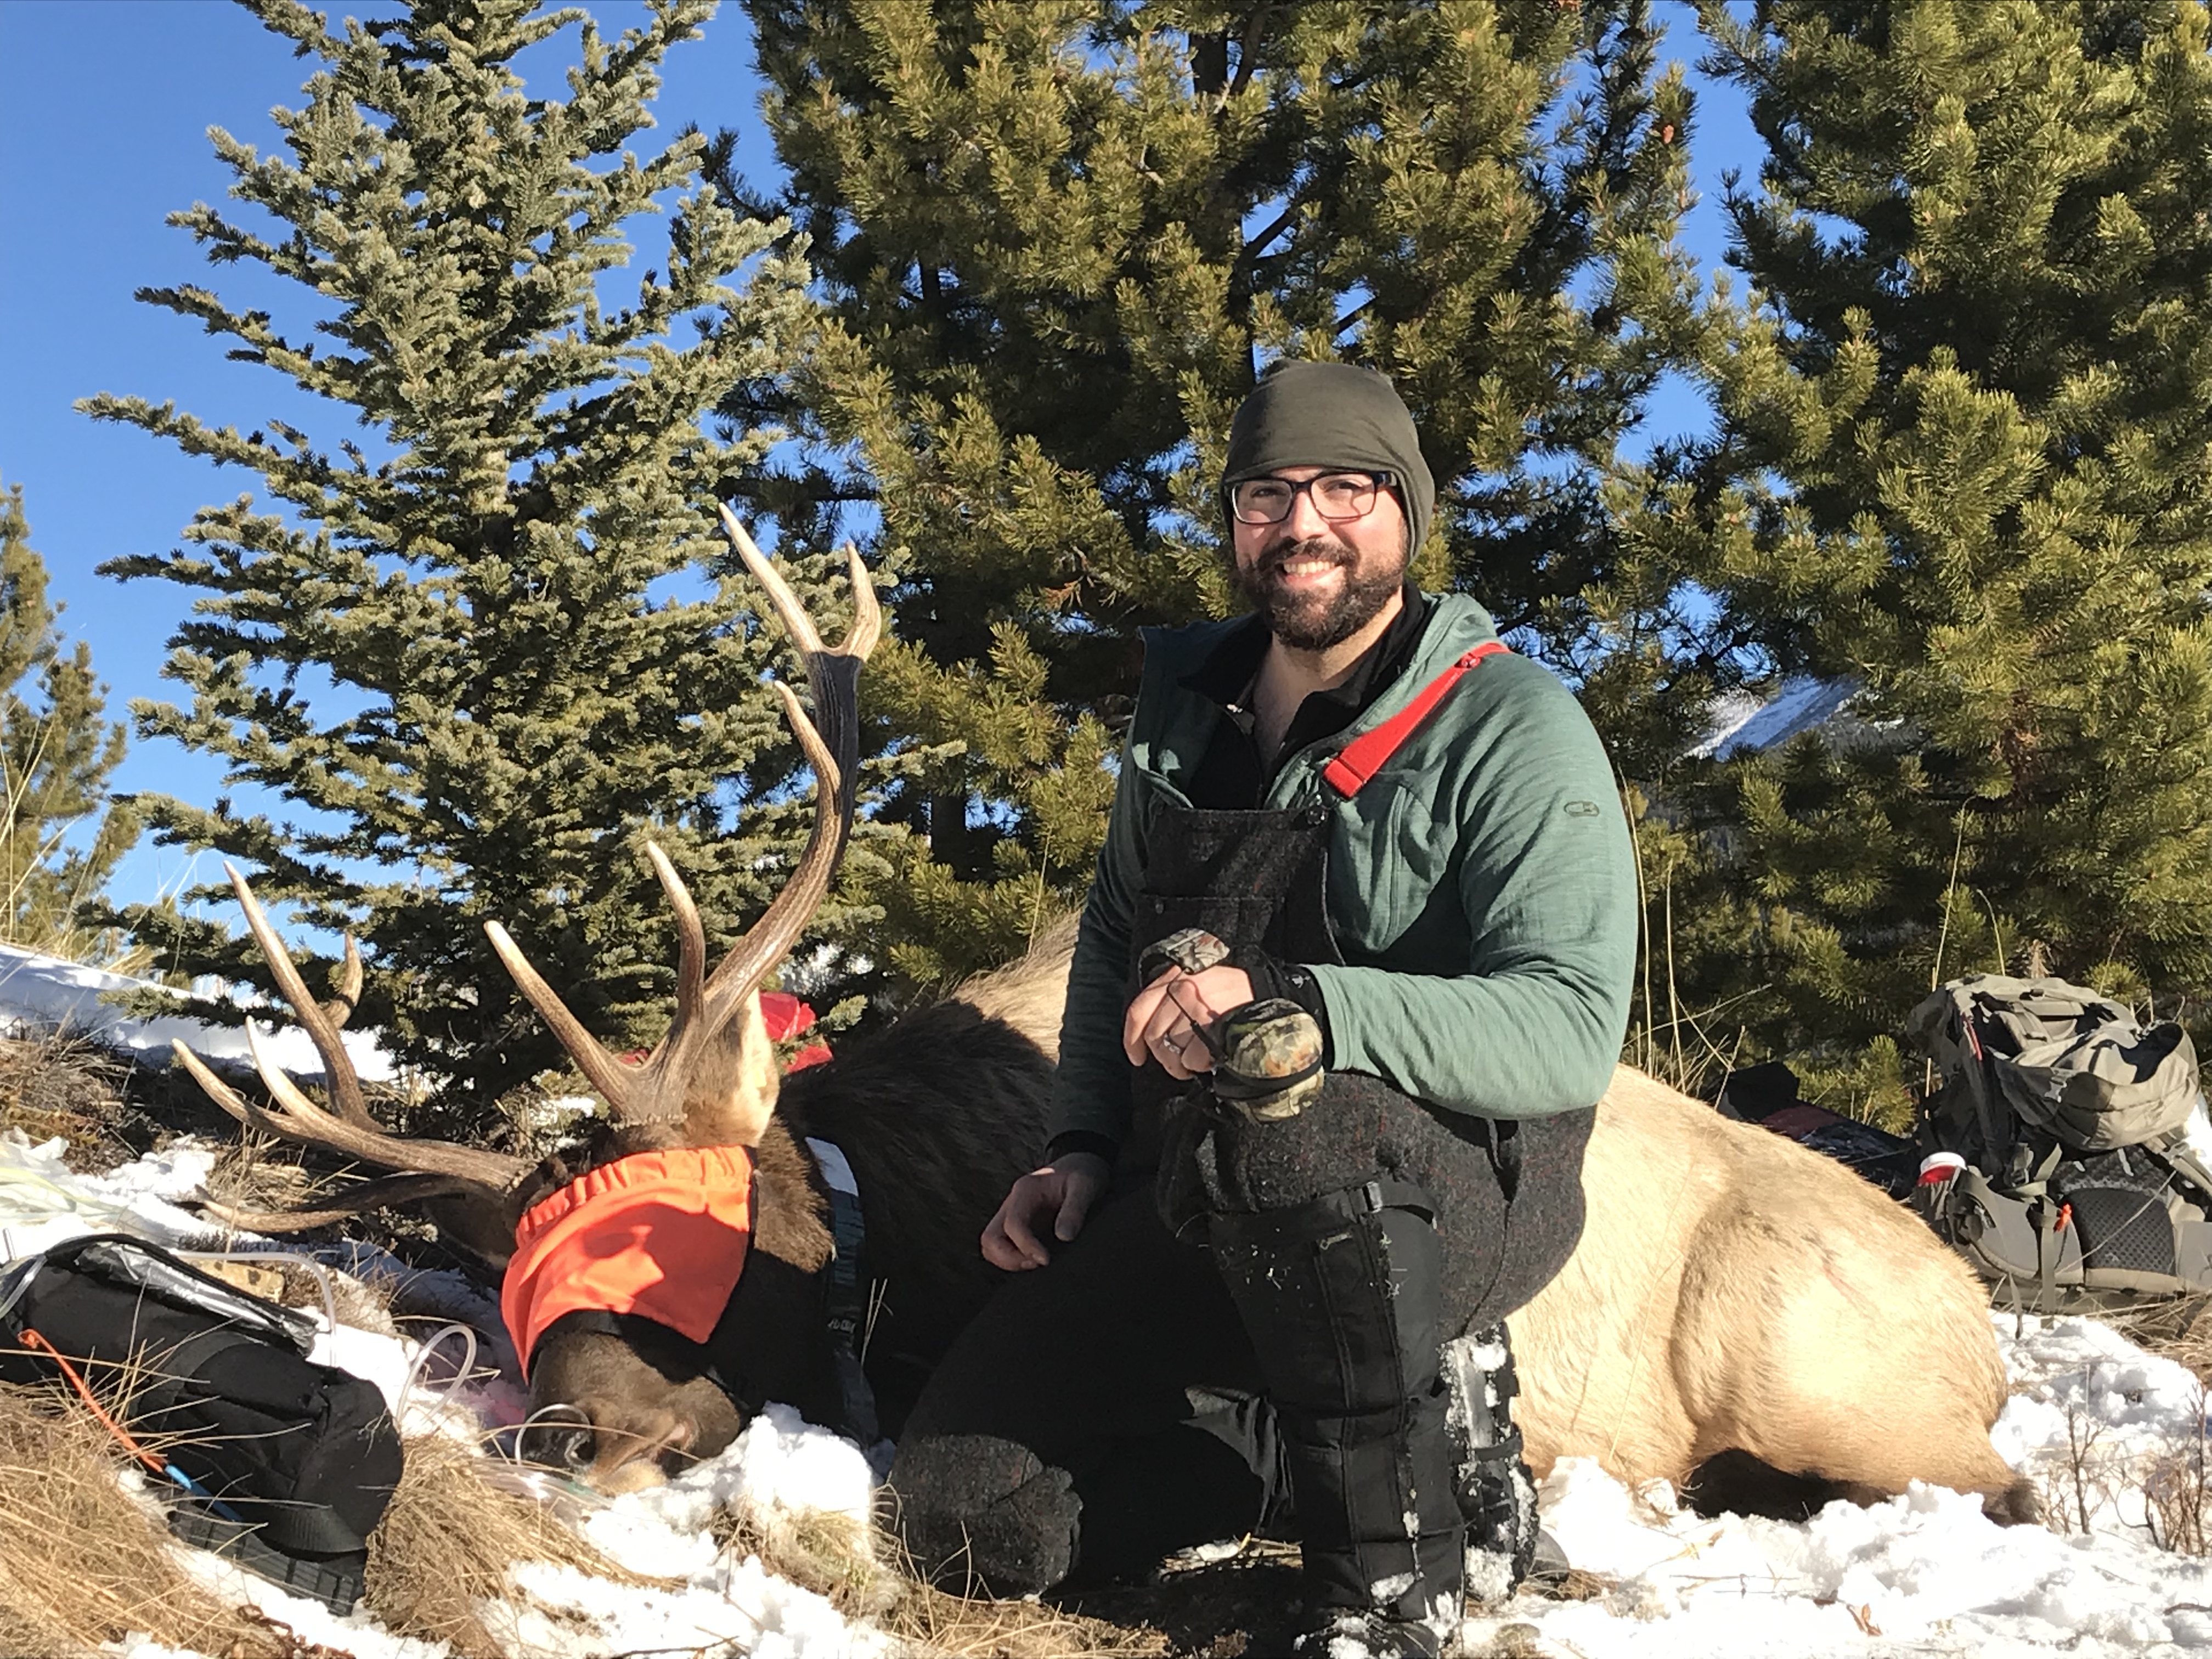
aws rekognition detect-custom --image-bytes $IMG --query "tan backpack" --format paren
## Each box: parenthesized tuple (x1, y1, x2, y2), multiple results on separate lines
(1907, 974, 2212, 1311)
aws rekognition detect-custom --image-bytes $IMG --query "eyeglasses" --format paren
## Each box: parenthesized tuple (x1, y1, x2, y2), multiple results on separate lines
(1228, 471, 1397, 526)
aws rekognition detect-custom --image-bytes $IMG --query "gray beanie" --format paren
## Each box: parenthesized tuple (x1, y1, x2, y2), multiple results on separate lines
(1221, 360, 1436, 556)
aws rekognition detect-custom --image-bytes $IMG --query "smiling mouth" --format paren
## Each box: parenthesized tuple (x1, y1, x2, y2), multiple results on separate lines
(1265, 555, 1346, 583)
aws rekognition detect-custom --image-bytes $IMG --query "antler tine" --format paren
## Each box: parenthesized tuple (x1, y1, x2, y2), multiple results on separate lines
(642, 842, 708, 1054)
(222, 864, 382, 1132)
(201, 1174, 478, 1237)
(171, 1035, 522, 1191)
(325, 934, 363, 1030)
(719, 506, 823, 656)
(698, 679, 846, 1031)
(716, 509, 883, 663)
(173, 1037, 268, 1130)
(839, 542, 883, 658)
(481, 919, 637, 1111)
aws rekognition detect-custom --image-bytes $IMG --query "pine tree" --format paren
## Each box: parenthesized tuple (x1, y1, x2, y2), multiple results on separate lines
(729, 0, 1709, 984)
(89, 0, 839, 1113)
(0, 481, 138, 958)
(1671, 0, 2212, 1115)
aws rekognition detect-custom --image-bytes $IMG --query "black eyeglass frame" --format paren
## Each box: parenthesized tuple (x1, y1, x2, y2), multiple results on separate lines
(1226, 469, 1401, 526)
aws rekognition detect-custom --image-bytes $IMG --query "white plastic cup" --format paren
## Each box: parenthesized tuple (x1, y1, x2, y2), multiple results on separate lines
(1917, 1150, 1967, 1187)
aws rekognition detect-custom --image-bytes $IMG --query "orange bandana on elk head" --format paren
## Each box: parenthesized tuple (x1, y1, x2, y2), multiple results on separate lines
(501, 1144, 755, 1378)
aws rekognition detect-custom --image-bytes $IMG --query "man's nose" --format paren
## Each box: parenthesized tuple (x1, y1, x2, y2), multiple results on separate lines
(1282, 484, 1332, 538)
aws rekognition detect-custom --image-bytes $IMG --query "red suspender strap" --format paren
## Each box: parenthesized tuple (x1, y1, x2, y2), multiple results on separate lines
(1321, 641, 1511, 799)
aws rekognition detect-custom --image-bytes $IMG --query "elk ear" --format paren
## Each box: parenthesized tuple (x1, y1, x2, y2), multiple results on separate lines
(684, 990, 781, 1147)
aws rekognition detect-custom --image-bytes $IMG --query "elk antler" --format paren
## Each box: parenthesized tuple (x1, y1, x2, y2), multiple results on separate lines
(173, 863, 525, 1193)
(482, 518, 881, 1127)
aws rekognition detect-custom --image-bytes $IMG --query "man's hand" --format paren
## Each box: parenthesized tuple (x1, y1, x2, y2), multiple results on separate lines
(980, 1151, 1111, 1271)
(1123, 962, 1256, 1079)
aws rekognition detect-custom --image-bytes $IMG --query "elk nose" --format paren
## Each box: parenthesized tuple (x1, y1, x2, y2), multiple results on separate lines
(517, 1404, 596, 1474)
(555, 1425, 596, 1473)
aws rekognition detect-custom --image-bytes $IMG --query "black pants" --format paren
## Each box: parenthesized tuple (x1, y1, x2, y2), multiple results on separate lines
(888, 1085, 1592, 1593)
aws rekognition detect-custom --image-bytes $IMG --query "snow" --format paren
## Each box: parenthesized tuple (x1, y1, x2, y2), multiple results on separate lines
(11, 1134, 2212, 1658)
(1696, 675, 1864, 759)
(0, 939, 395, 1082)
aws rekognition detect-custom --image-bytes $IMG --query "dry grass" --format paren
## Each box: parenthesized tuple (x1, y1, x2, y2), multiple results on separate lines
(718, 1502, 901, 1622)
(2108, 1297, 2212, 1386)
(199, 1130, 338, 1218)
(712, 1501, 1160, 1658)
(368, 1430, 651, 1656)
(2144, 1427, 2212, 1556)
(1, 1353, 647, 1659)
(885, 1571, 1164, 1659)
(0, 1380, 297, 1658)
(0, 1029, 149, 1171)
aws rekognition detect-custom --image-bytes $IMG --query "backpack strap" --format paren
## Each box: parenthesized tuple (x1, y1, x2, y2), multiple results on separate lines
(1322, 642, 1510, 799)
(2142, 1135, 2212, 1208)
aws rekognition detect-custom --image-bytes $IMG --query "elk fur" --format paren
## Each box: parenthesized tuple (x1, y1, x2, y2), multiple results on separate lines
(1510, 1066, 2033, 1519)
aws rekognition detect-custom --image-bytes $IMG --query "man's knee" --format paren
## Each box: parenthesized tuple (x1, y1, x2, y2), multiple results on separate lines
(886, 1434, 1081, 1598)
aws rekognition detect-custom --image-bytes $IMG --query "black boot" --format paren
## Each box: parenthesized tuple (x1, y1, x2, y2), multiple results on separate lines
(1211, 1181, 1464, 1659)
(888, 1434, 1081, 1596)
(1441, 1323, 1547, 1604)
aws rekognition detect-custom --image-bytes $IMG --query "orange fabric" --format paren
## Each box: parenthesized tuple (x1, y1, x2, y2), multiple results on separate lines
(501, 1144, 755, 1378)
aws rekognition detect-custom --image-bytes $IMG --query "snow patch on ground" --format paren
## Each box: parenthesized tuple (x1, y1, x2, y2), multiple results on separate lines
(1473, 1313, 2212, 1657)
(17, 1130, 2212, 1657)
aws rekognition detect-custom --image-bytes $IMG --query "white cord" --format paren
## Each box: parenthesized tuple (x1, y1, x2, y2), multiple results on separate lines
(396, 1320, 479, 1419)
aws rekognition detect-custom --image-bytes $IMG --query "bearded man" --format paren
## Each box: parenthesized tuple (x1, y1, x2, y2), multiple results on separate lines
(888, 360, 1637, 1658)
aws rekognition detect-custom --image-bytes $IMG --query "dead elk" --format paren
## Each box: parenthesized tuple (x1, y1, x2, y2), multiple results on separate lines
(176, 534, 2028, 1521)
(177, 517, 1063, 1492)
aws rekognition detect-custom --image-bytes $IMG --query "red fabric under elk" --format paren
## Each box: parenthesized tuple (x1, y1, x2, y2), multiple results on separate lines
(502, 1144, 756, 1377)
(761, 991, 833, 1073)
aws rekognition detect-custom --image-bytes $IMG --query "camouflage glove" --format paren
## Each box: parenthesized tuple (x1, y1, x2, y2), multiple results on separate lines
(1137, 926, 1233, 984)
(1137, 927, 1328, 1120)
(1204, 998, 1327, 1121)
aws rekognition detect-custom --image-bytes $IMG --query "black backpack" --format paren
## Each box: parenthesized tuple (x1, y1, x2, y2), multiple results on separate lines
(0, 1234, 404, 1613)
(1906, 975, 2212, 1312)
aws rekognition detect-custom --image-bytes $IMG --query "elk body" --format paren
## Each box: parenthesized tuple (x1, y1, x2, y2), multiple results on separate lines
(1513, 1067, 2033, 1520)
(179, 516, 2029, 1520)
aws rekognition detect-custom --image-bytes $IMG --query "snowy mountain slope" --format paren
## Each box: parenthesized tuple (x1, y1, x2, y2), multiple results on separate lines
(1694, 675, 1867, 760)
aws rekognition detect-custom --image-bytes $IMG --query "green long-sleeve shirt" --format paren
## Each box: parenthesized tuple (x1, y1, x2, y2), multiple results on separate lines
(1050, 592, 1638, 1149)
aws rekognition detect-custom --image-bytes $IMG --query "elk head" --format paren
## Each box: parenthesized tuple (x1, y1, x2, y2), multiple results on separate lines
(179, 511, 881, 1492)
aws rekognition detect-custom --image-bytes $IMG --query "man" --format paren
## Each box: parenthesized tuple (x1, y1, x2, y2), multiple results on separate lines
(889, 360, 1636, 1658)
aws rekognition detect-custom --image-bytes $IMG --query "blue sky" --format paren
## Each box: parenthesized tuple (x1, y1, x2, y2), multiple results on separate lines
(0, 0, 1758, 918)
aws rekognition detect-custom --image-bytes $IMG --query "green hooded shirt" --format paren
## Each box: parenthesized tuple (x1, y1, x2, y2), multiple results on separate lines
(1050, 592, 1638, 1149)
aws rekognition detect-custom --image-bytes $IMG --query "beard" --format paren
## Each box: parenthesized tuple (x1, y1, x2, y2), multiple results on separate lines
(1232, 535, 1407, 651)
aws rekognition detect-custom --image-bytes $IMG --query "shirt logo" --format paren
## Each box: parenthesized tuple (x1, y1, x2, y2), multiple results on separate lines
(1564, 800, 1601, 817)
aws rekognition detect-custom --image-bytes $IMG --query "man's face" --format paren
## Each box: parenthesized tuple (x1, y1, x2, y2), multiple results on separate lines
(1228, 466, 1409, 651)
